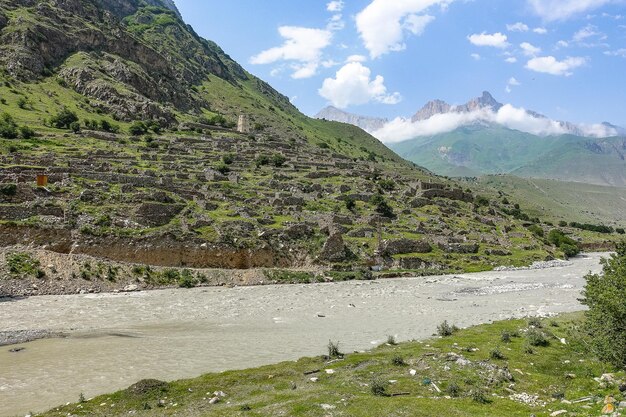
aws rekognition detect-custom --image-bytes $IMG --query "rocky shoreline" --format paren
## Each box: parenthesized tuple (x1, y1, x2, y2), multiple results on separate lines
(0, 329, 66, 347)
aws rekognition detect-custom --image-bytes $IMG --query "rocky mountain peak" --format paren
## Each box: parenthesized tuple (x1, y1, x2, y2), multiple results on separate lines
(460, 91, 503, 113)
(315, 106, 388, 132)
(411, 99, 452, 122)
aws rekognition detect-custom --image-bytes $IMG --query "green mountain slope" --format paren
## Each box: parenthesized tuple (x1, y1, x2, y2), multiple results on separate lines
(0, 0, 614, 297)
(390, 125, 626, 187)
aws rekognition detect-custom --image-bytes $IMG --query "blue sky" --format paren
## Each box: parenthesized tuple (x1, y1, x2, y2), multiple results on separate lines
(175, 0, 626, 128)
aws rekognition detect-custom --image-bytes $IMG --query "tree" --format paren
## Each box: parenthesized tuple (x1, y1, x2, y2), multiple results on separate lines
(129, 121, 148, 136)
(580, 242, 626, 368)
(50, 107, 78, 129)
(18, 125, 35, 139)
(271, 153, 287, 167)
(547, 229, 580, 258)
(371, 193, 394, 218)
(0, 113, 18, 138)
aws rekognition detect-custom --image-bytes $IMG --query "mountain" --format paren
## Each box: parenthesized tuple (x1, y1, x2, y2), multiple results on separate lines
(390, 124, 626, 187)
(0, 0, 573, 298)
(316, 106, 388, 132)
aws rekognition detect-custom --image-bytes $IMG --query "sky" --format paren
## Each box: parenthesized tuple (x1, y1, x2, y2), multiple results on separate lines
(175, 0, 626, 131)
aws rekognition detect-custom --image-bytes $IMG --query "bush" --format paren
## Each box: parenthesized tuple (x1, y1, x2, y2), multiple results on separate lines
(527, 224, 544, 237)
(17, 125, 35, 139)
(547, 229, 580, 258)
(327, 340, 343, 358)
(70, 121, 81, 133)
(345, 197, 356, 212)
(558, 220, 568, 227)
(391, 354, 405, 366)
(490, 346, 506, 360)
(370, 377, 388, 397)
(215, 162, 230, 175)
(526, 328, 549, 347)
(474, 195, 490, 207)
(387, 335, 397, 345)
(437, 320, 459, 337)
(581, 243, 626, 368)
(527, 317, 542, 328)
(470, 388, 491, 404)
(17, 96, 28, 109)
(616, 228, 625, 235)
(446, 382, 461, 397)
(255, 155, 270, 167)
(178, 270, 198, 288)
(0, 112, 18, 138)
(0, 183, 17, 196)
(271, 153, 287, 167)
(222, 153, 235, 165)
(49, 107, 78, 129)
(6, 252, 44, 278)
(500, 331, 511, 343)
(378, 178, 395, 191)
(129, 121, 148, 136)
(370, 193, 394, 219)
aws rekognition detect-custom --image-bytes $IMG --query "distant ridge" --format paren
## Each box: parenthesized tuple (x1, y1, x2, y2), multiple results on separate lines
(315, 106, 388, 133)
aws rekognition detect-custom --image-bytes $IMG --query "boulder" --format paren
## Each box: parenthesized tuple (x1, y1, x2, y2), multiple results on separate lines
(319, 233, 350, 262)
(438, 242, 479, 254)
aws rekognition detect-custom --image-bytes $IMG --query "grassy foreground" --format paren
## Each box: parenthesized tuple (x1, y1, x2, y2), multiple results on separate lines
(39, 313, 625, 417)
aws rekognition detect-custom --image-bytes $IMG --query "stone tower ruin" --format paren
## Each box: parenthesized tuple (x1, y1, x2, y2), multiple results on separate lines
(237, 115, 250, 133)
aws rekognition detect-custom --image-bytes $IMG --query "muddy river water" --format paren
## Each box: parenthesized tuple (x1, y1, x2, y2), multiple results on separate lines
(0, 253, 608, 416)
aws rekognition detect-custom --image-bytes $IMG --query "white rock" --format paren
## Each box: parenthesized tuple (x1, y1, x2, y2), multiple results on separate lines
(325, 369, 335, 374)
(310, 377, 319, 382)
(550, 410, 567, 416)
(321, 404, 336, 410)
(409, 369, 417, 376)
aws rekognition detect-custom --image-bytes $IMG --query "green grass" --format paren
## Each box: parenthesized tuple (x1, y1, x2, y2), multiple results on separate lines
(38, 313, 625, 417)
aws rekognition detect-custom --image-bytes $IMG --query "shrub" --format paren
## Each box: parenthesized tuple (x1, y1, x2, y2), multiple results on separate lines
(490, 346, 506, 360)
(6, 252, 44, 278)
(558, 220, 568, 227)
(0, 112, 18, 138)
(617, 228, 625, 235)
(437, 320, 459, 337)
(178, 270, 198, 288)
(271, 153, 287, 167)
(474, 195, 490, 207)
(215, 162, 230, 175)
(370, 193, 394, 219)
(500, 331, 511, 343)
(470, 388, 491, 404)
(345, 197, 356, 212)
(255, 154, 270, 167)
(370, 377, 388, 397)
(391, 354, 405, 366)
(387, 335, 397, 345)
(378, 179, 395, 191)
(70, 121, 81, 133)
(222, 153, 235, 165)
(0, 183, 17, 196)
(527, 224, 544, 237)
(580, 242, 626, 368)
(547, 229, 580, 258)
(129, 121, 148, 136)
(50, 107, 78, 129)
(327, 340, 343, 358)
(446, 382, 461, 397)
(526, 328, 549, 347)
(17, 125, 35, 139)
(527, 317, 542, 328)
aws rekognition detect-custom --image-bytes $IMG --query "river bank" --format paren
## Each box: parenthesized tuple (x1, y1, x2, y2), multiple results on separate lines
(0, 253, 608, 416)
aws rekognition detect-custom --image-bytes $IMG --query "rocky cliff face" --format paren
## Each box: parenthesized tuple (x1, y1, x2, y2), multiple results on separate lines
(411, 99, 452, 122)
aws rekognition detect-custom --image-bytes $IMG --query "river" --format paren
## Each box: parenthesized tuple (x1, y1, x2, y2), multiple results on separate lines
(0, 253, 607, 416)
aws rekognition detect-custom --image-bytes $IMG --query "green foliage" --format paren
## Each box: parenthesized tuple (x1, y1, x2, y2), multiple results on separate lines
(254, 154, 270, 167)
(327, 340, 343, 358)
(489, 346, 506, 360)
(387, 335, 397, 345)
(474, 195, 490, 207)
(569, 222, 614, 234)
(271, 153, 287, 167)
(50, 107, 79, 129)
(0, 112, 18, 138)
(178, 269, 199, 288)
(391, 354, 405, 366)
(526, 328, 549, 347)
(547, 229, 580, 258)
(215, 162, 231, 175)
(437, 320, 459, 337)
(378, 178, 395, 191)
(17, 96, 28, 109)
(558, 220, 568, 227)
(0, 183, 17, 196)
(617, 228, 625, 235)
(222, 153, 235, 165)
(17, 125, 35, 139)
(6, 252, 44, 278)
(581, 243, 626, 368)
(370, 193, 394, 218)
(370, 377, 388, 397)
(345, 197, 356, 212)
(70, 121, 80, 133)
(527, 224, 544, 238)
(129, 121, 148, 136)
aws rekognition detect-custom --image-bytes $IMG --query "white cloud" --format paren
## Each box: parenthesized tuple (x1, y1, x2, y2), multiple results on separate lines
(471, 53, 481, 60)
(507, 22, 529, 32)
(520, 42, 542, 56)
(356, 0, 451, 58)
(526, 56, 587, 76)
(250, 26, 332, 79)
(327, 13, 345, 31)
(468, 32, 509, 48)
(527, 0, 614, 21)
(346, 54, 368, 63)
(605, 48, 626, 57)
(505, 57, 518, 63)
(327, 0, 344, 12)
(318, 62, 402, 108)
(573, 24, 601, 41)
(506, 77, 521, 93)
(371, 104, 616, 143)
(556, 40, 570, 48)
(533, 27, 548, 34)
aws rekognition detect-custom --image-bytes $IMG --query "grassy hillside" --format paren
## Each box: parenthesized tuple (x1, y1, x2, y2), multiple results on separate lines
(390, 125, 626, 188)
(474, 176, 626, 229)
(39, 313, 626, 417)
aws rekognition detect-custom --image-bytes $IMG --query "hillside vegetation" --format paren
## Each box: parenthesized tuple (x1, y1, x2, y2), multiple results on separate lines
(0, 0, 619, 297)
